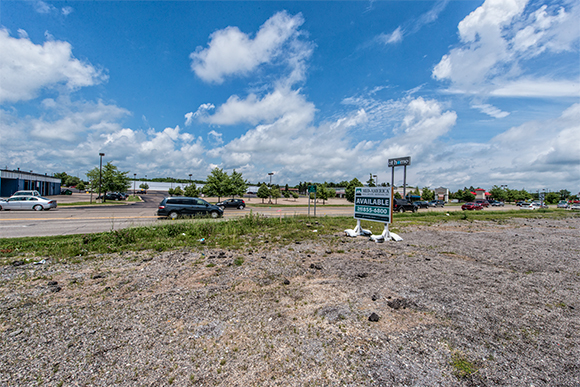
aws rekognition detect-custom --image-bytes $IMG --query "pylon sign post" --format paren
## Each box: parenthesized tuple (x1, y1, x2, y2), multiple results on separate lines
(389, 156, 411, 198)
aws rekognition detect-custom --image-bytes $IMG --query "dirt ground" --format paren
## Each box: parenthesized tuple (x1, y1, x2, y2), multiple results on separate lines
(1, 217, 579, 386)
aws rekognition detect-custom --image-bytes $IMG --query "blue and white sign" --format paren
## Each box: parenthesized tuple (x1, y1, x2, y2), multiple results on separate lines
(354, 187, 391, 223)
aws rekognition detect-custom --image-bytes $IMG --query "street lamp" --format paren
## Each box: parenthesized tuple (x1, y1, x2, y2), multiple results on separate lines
(189, 174, 192, 187)
(134, 173, 137, 196)
(373, 174, 378, 186)
(98, 153, 105, 201)
(268, 172, 274, 203)
(268, 172, 274, 186)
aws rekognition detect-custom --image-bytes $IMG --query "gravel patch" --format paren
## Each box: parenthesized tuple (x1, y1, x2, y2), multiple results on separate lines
(1, 217, 579, 386)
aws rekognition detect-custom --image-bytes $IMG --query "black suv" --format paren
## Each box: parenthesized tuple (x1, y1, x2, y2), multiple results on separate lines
(157, 197, 224, 219)
(216, 198, 246, 209)
(97, 192, 126, 201)
(393, 199, 418, 213)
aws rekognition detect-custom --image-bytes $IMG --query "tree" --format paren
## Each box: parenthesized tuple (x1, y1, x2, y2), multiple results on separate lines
(366, 173, 376, 187)
(229, 169, 247, 198)
(545, 192, 559, 204)
(421, 187, 435, 201)
(168, 187, 175, 196)
(283, 190, 290, 199)
(291, 191, 299, 200)
(173, 186, 183, 196)
(77, 181, 86, 191)
(345, 178, 363, 203)
(271, 186, 281, 204)
(203, 167, 230, 202)
(86, 162, 130, 201)
(489, 185, 507, 201)
(139, 182, 149, 190)
(394, 192, 402, 199)
(257, 183, 270, 203)
(559, 189, 571, 200)
(184, 184, 199, 197)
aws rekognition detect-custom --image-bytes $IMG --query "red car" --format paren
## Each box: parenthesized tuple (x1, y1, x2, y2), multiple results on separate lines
(462, 202, 483, 211)
(474, 199, 490, 207)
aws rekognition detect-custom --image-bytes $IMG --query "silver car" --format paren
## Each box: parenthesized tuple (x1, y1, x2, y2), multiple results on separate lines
(0, 196, 57, 211)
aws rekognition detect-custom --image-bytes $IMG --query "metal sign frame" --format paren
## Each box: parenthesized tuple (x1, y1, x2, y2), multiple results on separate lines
(354, 187, 392, 224)
(388, 156, 411, 199)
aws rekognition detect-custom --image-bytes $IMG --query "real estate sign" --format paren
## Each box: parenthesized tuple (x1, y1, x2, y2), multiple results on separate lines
(354, 187, 391, 223)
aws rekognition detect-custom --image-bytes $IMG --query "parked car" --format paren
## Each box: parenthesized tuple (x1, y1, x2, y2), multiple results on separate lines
(157, 197, 223, 219)
(461, 202, 483, 211)
(412, 200, 429, 209)
(61, 189, 73, 195)
(428, 200, 445, 207)
(0, 196, 57, 211)
(489, 200, 504, 206)
(10, 190, 41, 197)
(516, 201, 527, 207)
(393, 199, 418, 213)
(557, 200, 570, 209)
(474, 200, 490, 208)
(569, 203, 580, 211)
(520, 201, 547, 210)
(216, 198, 246, 209)
(97, 192, 126, 201)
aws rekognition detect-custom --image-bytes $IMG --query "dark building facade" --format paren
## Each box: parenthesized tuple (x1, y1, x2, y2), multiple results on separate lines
(0, 169, 61, 197)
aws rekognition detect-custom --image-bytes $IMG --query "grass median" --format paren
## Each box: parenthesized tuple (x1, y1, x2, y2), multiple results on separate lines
(1, 209, 577, 264)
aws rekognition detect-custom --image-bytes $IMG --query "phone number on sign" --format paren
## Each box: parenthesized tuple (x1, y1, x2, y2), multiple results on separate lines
(355, 206, 390, 215)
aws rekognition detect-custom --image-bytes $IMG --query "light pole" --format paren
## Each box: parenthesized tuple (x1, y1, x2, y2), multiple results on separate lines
(133, 173, 137, 196)
(373, 174, 378, 186)
(98, 152, 105, 202)
(268, 172, 274, 203)
(189, 174, 192, 187)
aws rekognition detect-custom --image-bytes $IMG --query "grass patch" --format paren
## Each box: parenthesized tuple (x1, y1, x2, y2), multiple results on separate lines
(1, 210, 577, 263)
(451, 352, 478, 379)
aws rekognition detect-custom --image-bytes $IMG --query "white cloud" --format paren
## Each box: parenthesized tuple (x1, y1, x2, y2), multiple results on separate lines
(0, 29, 106, 103)
(376, 0, 448, 45)
(490, 78, 580, 97)
(62, 6, 73, 16)
(35, 1, 54, 14)
(472, 103, 510, 118)
(190, 11, 306, 84)
(207, 130, 224, 145)
(378, 27, 403, 45)
(432, 0, 580, 97)
(201, 87, 314, 126)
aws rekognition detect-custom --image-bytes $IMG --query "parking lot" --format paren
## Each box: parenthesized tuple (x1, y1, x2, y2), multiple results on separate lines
(0, 192, 522, 238)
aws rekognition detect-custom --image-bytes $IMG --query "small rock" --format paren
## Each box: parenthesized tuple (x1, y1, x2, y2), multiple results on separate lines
(325, 250, 332, 254)
(49, 286, 62, 293)
(11, 260, 25, 267)
(283, 279, 290, 285)
(372, 295, 378, 301)
(387, 298, 408, 310)
(357, 273, 368, 278)
(47, 281, 58, 286)
(368, 313, 380, 322)
(92, 274, 104, 279)
(310, 263, 323, 270)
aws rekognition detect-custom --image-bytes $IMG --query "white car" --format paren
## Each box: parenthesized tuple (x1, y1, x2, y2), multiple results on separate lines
(0, 196, 57, 211)
(10, 190, 41, 197)
(520, 201, 547, 210)
(570, 203, 580, 211)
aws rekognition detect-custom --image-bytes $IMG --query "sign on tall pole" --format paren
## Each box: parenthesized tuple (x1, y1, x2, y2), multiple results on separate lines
(388, 156, 411, 198)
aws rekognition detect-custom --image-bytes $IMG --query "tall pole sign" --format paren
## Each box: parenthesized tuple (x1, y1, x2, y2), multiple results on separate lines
(388, 156, 411, 199)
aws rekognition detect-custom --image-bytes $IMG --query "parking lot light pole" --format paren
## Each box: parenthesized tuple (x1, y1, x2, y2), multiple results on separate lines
(98, 153, 105, 202)
(268, 172, 274, 203)
(134, 173, 137, 196)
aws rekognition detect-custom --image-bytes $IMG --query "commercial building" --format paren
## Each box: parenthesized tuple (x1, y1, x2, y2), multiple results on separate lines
(0, 169, 61, 197)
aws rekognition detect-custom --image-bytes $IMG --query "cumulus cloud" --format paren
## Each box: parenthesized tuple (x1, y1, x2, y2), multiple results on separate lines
(432, 0, 580, 97)
(207, 130, 224, 145)
(0, 29, 106, 103)
(190, 11, 307, 84)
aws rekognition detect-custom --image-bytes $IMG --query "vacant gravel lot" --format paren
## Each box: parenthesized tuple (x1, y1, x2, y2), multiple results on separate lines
(1, 216, 579, 386)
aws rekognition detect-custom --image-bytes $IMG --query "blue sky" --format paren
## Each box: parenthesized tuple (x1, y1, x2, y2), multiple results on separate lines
(1, 0, 578, 192)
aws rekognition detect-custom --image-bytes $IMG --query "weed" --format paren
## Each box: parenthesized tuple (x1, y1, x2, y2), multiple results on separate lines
(233, 257, 244, 266)
(450, 352, 478, 379)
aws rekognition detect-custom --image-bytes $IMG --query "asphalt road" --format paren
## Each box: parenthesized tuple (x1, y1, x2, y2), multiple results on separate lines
(0, 194, 518, 238)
